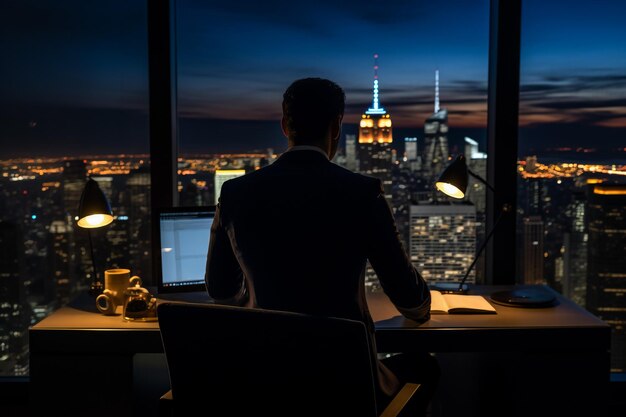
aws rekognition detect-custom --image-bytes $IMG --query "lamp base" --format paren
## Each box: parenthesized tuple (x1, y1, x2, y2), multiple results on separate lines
(489, 288, 556, 308)
(429, 282, 469, 294)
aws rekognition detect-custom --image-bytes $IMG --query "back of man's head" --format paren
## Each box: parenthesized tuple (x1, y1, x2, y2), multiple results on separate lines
(282, 78, 345, 145)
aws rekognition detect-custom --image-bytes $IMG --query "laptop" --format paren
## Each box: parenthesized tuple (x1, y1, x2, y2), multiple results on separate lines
(155, 206, 216, 301)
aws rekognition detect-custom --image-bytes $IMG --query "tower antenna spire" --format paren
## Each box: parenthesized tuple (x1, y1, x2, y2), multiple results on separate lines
(435, 69, 440, 113)
(367, 53, 386, 115)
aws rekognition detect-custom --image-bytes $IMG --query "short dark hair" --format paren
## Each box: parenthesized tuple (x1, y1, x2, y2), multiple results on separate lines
(282, 78, 345, 144)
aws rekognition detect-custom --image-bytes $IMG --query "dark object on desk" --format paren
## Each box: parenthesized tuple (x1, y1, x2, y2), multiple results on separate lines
(429, 282, 470, 294)
(434, 154, 513, 294)
(157, 302, 421, 417)
(489, 288, 557, 308)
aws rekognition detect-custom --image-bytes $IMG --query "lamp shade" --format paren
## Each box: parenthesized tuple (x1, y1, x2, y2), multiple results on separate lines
(77, 178, 114, 228)
(435, 154, 468, 199)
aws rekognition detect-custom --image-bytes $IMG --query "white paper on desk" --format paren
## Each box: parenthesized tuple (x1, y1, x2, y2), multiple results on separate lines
(429, 290, 497, 314)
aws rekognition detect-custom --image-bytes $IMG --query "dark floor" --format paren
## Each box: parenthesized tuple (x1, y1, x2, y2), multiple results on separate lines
(2, 372, 626, 417)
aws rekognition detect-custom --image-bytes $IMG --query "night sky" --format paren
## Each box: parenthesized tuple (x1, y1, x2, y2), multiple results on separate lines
(1, 0, 625, 159)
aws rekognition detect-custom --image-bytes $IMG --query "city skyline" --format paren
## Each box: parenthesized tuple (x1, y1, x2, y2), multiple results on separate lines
(1, 0, 626, 158)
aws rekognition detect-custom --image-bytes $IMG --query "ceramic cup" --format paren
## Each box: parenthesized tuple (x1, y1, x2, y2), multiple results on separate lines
(96, 269, 141, 315)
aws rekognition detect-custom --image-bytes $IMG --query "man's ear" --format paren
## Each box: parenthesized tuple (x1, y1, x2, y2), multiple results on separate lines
(330, 115, 343, 141)
(281, 116, 289, 138)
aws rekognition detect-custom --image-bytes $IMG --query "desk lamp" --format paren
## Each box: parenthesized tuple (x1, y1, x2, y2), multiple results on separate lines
(434, 154, 512, 295)
(76, 177, 114, 296)
(434, 155, 556, 307)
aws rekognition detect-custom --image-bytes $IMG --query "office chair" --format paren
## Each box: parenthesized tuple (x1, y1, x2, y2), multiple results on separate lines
(157, 302, 420, 417)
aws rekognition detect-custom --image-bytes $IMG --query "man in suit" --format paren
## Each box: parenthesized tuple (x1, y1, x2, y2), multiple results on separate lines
(205, 77, 438, 415)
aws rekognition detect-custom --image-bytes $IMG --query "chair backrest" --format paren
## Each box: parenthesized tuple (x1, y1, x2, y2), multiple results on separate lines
(157, 301, 379, 417)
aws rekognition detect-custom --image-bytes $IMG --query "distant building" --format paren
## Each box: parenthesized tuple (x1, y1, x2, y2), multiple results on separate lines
(586, 183, 626, 372)
(422, 71, 450, 181)
(464, 137, 487, 161)
(409, 203, 477, 284)
(345, 134, 358, 172)
(62, 159, 86, 218)
(405, 137, 418, 161)
(48, 219, 73, 306)
(358, 54, 393, 201)
(214, 169, 246, 205)
(522, 216, 544, 284)
(126, 167, 151, 279)
(0, 221, 30, 376)
(464, 137, 487, 215)
(562, 188, 587, 307)
(61, 160, 88, 288)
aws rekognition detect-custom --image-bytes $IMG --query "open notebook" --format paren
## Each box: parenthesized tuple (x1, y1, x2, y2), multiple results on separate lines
(430, 290, 497, 314)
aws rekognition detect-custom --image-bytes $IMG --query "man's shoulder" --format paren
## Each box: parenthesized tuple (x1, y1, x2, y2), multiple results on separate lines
(220, 160, 383, 199)
(327, 163, 382, 193)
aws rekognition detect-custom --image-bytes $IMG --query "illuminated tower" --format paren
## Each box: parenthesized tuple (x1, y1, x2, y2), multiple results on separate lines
(422, 70, 449, 181)
(358, 54, 393, 201)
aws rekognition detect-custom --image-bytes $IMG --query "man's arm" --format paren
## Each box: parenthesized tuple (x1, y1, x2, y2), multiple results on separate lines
(205, 194, 247, 306)
(366, 185, 431, 323)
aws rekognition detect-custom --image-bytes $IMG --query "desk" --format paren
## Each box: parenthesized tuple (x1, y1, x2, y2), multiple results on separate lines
(29, 285, 610, 417)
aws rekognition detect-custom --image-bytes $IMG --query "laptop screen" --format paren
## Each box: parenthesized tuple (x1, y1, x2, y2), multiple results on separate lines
(156, 206, 215, 294)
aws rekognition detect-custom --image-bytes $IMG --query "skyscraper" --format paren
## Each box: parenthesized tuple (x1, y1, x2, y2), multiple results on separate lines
(409, 203, 477, 284)
(61, 160, 89, 288)
(0, 221, 29, 376)
(62, 160, 86, 218)
(463, 137, 487, 214)
(562, 187, 587, 307)
(345, 134, 358, 172)
(358, 54, 393, 201)
(48, 219, 74, 306)
(586, 183, 626, 372)
(404, 137, 418, 161)
(522, 216, 544, 284)
(421, 70, 450, 181)
(126, 167, 151, 279)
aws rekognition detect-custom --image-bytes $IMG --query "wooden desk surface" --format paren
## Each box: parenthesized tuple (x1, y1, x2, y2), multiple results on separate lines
(31, 284, 609, 353)
(369, 284, 607, 328)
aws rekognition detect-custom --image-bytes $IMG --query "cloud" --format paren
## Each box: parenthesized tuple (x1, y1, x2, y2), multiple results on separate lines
(519, 72, 626, 127)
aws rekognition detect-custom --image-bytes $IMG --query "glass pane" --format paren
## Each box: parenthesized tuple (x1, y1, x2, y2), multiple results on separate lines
(518, 0, 626, 372)
(176, 0, 490, 290)
(0, 0, 149, 377)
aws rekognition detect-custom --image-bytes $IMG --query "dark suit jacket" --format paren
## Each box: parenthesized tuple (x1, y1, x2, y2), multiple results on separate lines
(205, 148, 431, 398)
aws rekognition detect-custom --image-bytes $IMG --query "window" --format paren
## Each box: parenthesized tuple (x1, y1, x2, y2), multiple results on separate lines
(0, 0, 149, 377)
(518, 0, 626, 373)
(174, 0, 490, 290)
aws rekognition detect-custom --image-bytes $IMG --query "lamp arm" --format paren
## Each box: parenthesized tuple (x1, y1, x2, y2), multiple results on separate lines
(458, 207, 506, 290)
(467, 168, 495, 194)
(87, 230, 102, 295)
